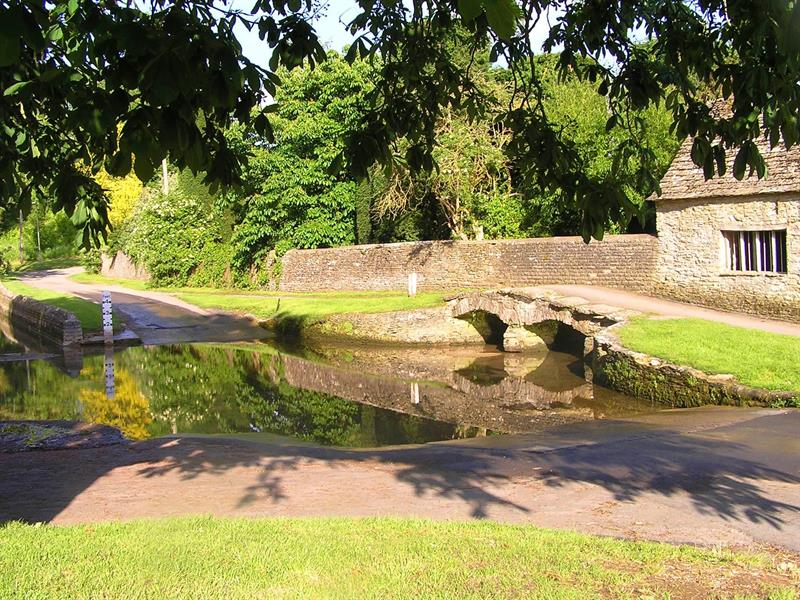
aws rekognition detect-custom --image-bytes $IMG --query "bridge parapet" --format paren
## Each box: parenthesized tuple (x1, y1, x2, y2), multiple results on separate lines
(447, 287, 641, 352)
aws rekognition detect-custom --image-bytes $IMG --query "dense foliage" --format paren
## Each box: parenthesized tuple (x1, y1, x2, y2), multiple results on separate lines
(2, 0, 799, 245)
(116, 169, 232, 287)
(55, 50, 681, 286)
(228, 54, 373, 269)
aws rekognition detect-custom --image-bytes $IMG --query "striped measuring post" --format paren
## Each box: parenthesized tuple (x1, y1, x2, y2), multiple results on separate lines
(102, 291, 114, 345)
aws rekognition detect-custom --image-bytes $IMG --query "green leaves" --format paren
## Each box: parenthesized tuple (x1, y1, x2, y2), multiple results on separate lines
(3, 81, 30, 96)
(457, 0, 483, 23)
(482, 0, 520, 40)
(0, 7, 24, 67)
(141, 52, 182, 106)
(456, 0, 520, 40)
(732, 140, 766, 181)
(2, 0, 800, 249)
(105, 151, 133, 178)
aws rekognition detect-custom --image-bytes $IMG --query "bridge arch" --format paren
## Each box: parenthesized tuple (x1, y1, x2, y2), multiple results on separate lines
(448, 288, 638, 354)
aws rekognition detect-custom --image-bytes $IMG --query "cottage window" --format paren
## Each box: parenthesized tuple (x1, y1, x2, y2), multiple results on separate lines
(721, 230, 788, 273)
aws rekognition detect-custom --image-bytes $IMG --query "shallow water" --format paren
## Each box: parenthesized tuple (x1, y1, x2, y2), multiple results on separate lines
(0, 334, 661, 447)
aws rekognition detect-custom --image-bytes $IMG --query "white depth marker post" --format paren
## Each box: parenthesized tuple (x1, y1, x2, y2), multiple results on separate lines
(410, 382, 420, 405)
(407, 271, 418, 297)
(102, 291, 115, 399)
(101, 291, 114, 345)
(104, 344, 116, 399)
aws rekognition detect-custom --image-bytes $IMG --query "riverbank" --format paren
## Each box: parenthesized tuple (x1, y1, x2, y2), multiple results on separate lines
(16, 268, 800, 405)
(617, 318, 800, 394)
(2, 516, 797, 599)
(1, 277, 105, 331)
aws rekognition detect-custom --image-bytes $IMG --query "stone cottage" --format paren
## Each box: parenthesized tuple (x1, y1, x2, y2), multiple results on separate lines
(654, 137, 800, 321)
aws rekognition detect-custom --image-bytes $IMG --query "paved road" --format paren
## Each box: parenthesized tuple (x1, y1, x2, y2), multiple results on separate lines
(549, 284, 800, 336)
(1, 407, 798, 551)
(18, 267, 270, 345)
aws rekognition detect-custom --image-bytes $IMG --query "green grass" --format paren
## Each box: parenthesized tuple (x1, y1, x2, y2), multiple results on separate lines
(70, 271, 150, 291)
(1, 278, 103, 331)
(0, 517, 796, 599)
(70, 271, 462, 302)
(618, 317, 800, 392)
(68, 271, 453, 332)
(175, 289, 449, 322)
(13, 256, 80, 273)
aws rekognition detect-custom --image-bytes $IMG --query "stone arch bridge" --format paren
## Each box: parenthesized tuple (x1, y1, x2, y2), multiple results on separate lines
(447, 288, 639, 353)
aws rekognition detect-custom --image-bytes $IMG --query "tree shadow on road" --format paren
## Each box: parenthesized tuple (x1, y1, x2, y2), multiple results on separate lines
(1, 421, 798, 530)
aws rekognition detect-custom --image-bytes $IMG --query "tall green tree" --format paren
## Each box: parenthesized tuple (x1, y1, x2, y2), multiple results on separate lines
(2, 0, 799, 244)
(229, 53, 372, 267)
(511, 53, 679, 236)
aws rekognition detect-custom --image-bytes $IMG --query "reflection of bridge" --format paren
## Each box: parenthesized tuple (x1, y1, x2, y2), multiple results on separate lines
(278, 353, 614, 434)
(448, 288, 640, 353)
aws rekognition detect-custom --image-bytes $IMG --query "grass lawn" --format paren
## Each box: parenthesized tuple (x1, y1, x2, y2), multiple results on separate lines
(1, 278, 103, 331)
(175, 289, 449, 322)
(618, 317, 800, 392)
(70, 272, 452, 319)
(70, 271, 454, 332)
(0, 517, 796, 599)
(12, 256, 81, 273)
(69, 271, 150, 290)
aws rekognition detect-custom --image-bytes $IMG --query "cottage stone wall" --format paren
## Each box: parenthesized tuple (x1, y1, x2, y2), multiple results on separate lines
(280, 234, 659, 293)
(654, 194, 800, 321)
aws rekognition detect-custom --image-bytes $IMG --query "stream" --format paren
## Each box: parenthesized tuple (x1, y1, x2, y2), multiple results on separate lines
(0, 330, 664, 447)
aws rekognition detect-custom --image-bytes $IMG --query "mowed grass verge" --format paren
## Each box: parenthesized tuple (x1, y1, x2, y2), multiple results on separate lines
(1, 278, 103, 331)
(69, 272, 452, 321)
(0, 517, 797, 600)
(175, 289, 449, 322)
(618, 317, 800, 392)
(69, 271, 149, 290)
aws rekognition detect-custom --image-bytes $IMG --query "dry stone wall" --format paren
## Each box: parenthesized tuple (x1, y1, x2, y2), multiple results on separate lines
(280, 234, 659, 293)
(0, 283, 82, 347)
(654, 195, 800, 321)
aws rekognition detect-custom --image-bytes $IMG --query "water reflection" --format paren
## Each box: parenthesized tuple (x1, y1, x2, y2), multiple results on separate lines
(0, 337, 659, 447)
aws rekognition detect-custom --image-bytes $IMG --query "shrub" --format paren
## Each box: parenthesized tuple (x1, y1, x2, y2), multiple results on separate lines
(118, 170, 229, 287)
(80, 247, 102, 274)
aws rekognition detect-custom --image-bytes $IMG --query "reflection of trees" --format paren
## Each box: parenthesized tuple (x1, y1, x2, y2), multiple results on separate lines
(79, 369, 151, 440)
(119, 345, 365, 444)
(119, 345, 253, 437)
(242, 380, 362, 446)
(0, 359, 85, 421)
(0, 344, 512, 446)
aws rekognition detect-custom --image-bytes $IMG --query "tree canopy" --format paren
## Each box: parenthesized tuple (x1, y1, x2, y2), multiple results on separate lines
(1, 0, 799, 244)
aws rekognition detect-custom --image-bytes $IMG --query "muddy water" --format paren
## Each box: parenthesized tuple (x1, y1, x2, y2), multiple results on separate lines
(0, 334, 660, 447)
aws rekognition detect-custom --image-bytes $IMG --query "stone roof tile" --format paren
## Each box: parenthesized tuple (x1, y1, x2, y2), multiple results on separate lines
(654, 136, 800, 201)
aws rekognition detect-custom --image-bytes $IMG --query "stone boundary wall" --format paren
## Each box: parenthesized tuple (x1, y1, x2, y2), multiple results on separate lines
(279, 234, 659, 292)
(0, 283, 83, 347)
(101, 251, 150, 281)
